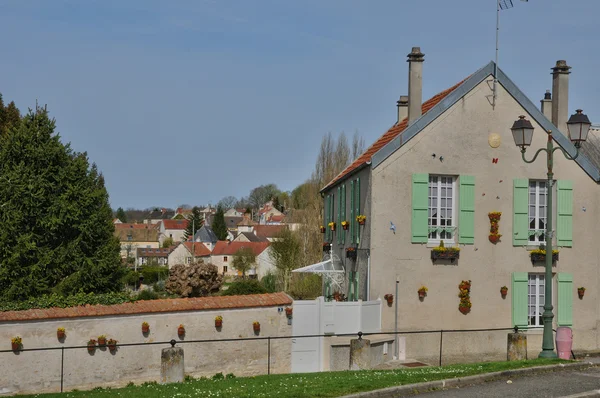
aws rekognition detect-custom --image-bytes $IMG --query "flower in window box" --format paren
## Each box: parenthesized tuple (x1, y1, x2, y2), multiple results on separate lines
(341, 220, 350, 230)
(328, 222, 336, 231)
(431, 243, 460, 262)
(345, 247, 357, 260)
(356, 215, 367, 225)
(529, 249, 559, 264)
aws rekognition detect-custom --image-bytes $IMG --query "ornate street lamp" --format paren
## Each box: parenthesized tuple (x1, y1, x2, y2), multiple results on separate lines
(510, 110, 590, 358)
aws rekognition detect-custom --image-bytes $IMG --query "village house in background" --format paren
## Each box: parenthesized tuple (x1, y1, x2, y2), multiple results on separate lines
(193, 225, 219, 251)
(114, 223, 160, 263)
(158, 219, 188, 245)
(211, 241, 273, 278)
(143, 208, 175, 224)
(316, 46, 600, 362)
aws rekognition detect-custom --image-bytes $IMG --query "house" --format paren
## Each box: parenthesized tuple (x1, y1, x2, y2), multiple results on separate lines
(200, 206, 216, 227)
(113, 218, 123, 224)
(233, 231, 268, 243)
(136, 247, 172, 267)
(317, 47, 600, 362)
(193, 225, 219, 251)
(264, 214, 285, 225)
(168, 241, 212, 268)
(237, 216, 257, 233)
(224, 216, 243, 232)
(253, 225, 287, 242)
(114, 223, 160, 263)
(158, 219, 189, 245)
(258, 202, 284, 225)
(224, 208, 246, 217)
(211, 241, 272, 278)
(144, 208, 176, 224)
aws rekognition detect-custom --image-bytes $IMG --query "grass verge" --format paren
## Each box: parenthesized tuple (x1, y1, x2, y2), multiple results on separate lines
(20, 358, 568, 398)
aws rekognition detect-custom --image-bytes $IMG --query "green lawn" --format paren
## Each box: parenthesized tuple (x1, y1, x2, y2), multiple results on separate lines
(22, 358, 567, 398)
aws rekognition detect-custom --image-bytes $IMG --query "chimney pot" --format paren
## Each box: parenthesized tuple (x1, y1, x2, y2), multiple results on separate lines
(397, 95, 409, 123)
(541, 90, 552, 120)
(407, 47, 425, 125)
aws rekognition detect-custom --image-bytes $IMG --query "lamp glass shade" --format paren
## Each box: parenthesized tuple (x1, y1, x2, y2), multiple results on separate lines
(511, 116, 534, 147)
(567, 109, 591, 143)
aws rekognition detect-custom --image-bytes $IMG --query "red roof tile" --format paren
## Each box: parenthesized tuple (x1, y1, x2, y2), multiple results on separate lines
(322, 80, 466, 191)
(254, 225, 286, 238)
(182, 241, 211, 257)
(212, 241, 270, 256)
(115, 223, 159, 230)
(161, 219, 189, 230)
(0, 292, 293, 321)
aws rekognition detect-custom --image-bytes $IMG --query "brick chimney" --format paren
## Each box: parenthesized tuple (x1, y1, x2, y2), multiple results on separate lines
(397, 95, 408, 124)
(407, 47, 424, 125)
(551, 60, 571, 133)
(541, 90, 552, 120)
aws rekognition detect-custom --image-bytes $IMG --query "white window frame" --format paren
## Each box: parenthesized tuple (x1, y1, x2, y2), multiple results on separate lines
(428, 175, 456, 245)
(528, 274, 545, 328)
(528, 180, 548, 244)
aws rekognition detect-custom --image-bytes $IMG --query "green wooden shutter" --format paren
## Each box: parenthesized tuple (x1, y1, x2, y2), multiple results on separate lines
(342, 184, 346, 243)
(557, 273, 573, 327)
(337, 187, 341, 244)
(512, 272, 529, 330)
(513, 179, 529, 246)
(350, 181, 355, 244)
(355, 178, 361, 244)
(324, 195, 329, 242)
(330, 193, 335, 243)
(412, 173, 429, 243)
(458, 175, 475, 244)
(557, 180, 573, 247)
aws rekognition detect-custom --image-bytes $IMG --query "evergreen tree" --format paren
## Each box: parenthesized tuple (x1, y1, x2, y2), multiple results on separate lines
(212, 206, 228, 240)
(0, 107, 124, 300)
(0, 95, 21, 136)
(183, 206, 204, 240)
(115, 207, 127, 223)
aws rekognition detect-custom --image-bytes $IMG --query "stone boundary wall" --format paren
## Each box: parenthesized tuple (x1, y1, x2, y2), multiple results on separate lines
(0, 293, 293, 396)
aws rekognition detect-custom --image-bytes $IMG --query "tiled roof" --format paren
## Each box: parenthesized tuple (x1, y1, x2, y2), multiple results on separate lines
(212, 241, 270, 256)
(236, 232, 268, 242)
(237, 217, 257, 226)
(267, 214, 285, 222)
(225, 216, 243, 228)
(0, 292, 293, 321)
(115, 227, 159, 242)
(193, 226, 218, 244)
(182, 241, 211, 257)
(321, 80, 466, 191)
(115, 223, 159, 230)
(254, 225, 286, 238)
(161, 219, 189, 230)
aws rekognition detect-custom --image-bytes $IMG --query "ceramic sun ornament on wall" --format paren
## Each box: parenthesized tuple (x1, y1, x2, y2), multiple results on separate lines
(488, 133, 501, 148)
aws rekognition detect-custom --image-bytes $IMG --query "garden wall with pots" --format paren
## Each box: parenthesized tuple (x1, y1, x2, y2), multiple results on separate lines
(0, 292, 293, 395)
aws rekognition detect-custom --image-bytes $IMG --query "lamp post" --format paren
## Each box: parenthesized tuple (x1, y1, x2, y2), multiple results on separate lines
(510, 110, 591, 358)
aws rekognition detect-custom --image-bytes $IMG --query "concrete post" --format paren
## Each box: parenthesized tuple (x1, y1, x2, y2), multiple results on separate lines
(507, 333, 527, 361)
(397, 95, 409, 124)
(161, 346, 184, 384)
(407, 47, 424, 125)
(541, 90, 552, 121)
(551, 60, 571, 134)
(350, 338, 371, 370)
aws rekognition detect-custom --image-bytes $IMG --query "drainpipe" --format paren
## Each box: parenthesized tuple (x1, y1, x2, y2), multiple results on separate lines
(366, 250, 371, 301)
(394, 278, 399, 359)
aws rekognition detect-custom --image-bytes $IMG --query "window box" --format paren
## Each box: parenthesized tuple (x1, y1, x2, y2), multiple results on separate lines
(530, 250, 559, 265)
(431, 246, 460, 263)
(346, 247, 357, 260)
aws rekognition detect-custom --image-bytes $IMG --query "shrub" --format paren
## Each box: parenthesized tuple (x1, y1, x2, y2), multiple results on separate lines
(260, 272, 278, 293)
(141, 266, 169, 284)
(166, 263, 223, 298)
(121, 271, 141, 287)
(0, 292, 135, 312)
(221, 279, 267, 296)
(137, 290, 159, 300)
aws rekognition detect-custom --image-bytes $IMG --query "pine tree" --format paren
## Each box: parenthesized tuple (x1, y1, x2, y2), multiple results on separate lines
(212, 206, 228, 240)
(115, 207, 127, 223)
(183, 206, 204, 240)
(0, 107, 124, 300)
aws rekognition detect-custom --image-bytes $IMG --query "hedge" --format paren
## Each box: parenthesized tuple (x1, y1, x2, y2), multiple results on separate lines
(0, 292, 136, 312)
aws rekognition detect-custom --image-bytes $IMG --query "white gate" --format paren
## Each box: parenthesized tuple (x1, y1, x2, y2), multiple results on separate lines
(291, 297, 381, 373)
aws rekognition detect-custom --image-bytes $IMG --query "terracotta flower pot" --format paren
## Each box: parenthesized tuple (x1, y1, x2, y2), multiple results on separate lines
(87, 344, 95, 353)
(578, 290, 585, 299)
(500, 288, 508, 296)
(285, 308, 293, 317)
(253, 324, 260, 332)
(320, 227, 326, 233)
(215, 320, 223, 328)
(108, 343, 117, 352)
(98, 338, 106, 346)
(418, 291, 426, 298)
(358, 220, 365, 225)
(385, 297, 393, 305)
(342, 224, 349, 230)
(459, 306, 470, 315)
(488, 235, 500, 244)
(142, 325, 150, 334)
(459, 283, 471, 291)
(57, 330, 65, 340)
(329, 225, 336, 231)
(11, 342, 20, 351)
(178, 328, 185, 337)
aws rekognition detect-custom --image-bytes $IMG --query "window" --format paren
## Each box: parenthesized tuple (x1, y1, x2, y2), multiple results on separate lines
(529, 181, 547, 243)
(127, 234, 133, 241)
(224, 256, 228, 262)
(223, 265, 228, 273)
(187, 257, 192, 264)
(428, 176, 456, 242)
(528, 274, 545, 327)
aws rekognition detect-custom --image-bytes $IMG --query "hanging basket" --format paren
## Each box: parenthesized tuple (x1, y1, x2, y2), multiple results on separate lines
(459, 306, 470, 315)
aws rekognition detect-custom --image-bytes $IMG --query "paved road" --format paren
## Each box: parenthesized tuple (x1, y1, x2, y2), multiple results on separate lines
(417, 366, 600, 397)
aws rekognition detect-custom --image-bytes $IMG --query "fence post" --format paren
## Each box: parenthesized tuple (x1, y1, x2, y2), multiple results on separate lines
(267, 337, 271, 375)
(60, 347, 64, 393)
(439, 330, 443, 367)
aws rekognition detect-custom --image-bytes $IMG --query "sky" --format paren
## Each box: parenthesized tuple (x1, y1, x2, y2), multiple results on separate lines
(0, 0, 598, 210)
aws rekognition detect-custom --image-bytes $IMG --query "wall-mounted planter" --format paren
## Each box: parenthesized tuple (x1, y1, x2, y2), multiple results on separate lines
(320, 226, 326, 233)
(346, 248, 357, 260)
(285, 307, 293, 318)
(97, 335, 107, 347)
(341, 221, 349, 230)
(57, 328, 66, 340)
(530, 251, 559, 265)
(87, 339, 97, 353)
(215, 316, 223, 328)
(578, 288, 586, 299)
(500, 286, 508, 297)
(384, 294, 393, 306)
(328, 222, 336, 231)
(431, 249, 460, 263)
(253, 322, 260, 333)
(107, 339, 118, 353)
(142, 322, 150, 334)
(177, 325, 185, 337)
(323, 243, 331, 252)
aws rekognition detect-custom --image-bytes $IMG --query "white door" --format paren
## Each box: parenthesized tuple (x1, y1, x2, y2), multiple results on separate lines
(291, 300, 321, 373)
